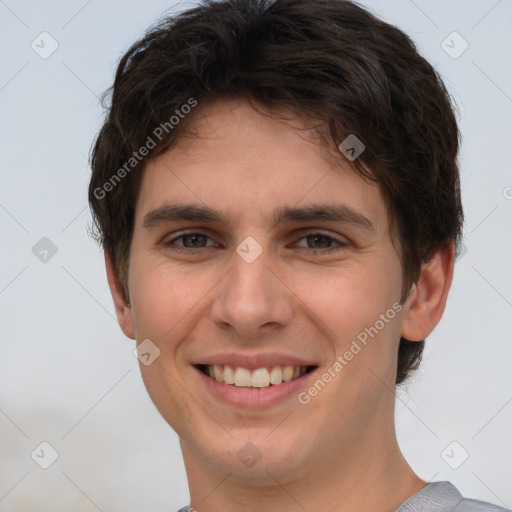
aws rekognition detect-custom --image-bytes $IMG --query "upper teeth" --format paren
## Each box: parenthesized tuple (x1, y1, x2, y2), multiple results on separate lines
(205, 364, 308, 387)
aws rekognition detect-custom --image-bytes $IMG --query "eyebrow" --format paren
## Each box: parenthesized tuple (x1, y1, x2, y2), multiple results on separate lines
(142, 202, 374, 232)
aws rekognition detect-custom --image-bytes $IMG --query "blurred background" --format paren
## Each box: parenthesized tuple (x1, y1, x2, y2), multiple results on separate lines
(1, 0, 511, 510)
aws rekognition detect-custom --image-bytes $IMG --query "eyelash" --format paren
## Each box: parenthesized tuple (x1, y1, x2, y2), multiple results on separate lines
(164, 231, 348, 255)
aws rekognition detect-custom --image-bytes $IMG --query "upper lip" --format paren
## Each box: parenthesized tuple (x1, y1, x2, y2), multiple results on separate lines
(192, 352, 319, 370)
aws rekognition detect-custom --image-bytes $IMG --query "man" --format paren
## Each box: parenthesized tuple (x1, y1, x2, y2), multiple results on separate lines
(88, 0, 508, 510)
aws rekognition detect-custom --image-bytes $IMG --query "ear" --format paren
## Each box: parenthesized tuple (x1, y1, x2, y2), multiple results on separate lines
(400, 242, 455, 342)
(105, 251, 135, 340)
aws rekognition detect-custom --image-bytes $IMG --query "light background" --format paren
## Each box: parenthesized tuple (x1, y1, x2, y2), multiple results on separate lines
(0, 0, 511, 511)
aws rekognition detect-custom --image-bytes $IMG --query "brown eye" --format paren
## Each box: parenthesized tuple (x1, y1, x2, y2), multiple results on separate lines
(293, 232, 348, 254)
(306, 234, 333, 249)
(180, 233, 208, 248)
(164, 231, 218, 253)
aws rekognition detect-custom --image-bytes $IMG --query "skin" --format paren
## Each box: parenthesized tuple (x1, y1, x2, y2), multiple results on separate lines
(106, 99, 455, 512)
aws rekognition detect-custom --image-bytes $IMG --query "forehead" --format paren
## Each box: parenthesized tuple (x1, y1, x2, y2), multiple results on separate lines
(136, 99, 390, 234)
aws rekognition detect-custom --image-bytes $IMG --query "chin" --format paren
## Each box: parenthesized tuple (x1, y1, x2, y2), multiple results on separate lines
(197, 428, 311, 483)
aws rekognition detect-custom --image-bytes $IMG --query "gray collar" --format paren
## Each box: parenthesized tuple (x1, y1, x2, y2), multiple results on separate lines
(396, 482, 463, 512)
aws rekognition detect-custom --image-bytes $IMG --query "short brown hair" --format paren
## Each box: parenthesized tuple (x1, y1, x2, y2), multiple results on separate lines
(88, 0, 463, 385)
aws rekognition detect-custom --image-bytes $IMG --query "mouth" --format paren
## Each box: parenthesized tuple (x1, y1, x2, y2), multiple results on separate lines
(194, 363, 317, 388)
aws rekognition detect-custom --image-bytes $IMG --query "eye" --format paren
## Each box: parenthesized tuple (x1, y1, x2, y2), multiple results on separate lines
(293, 232, 348, 254)
(164, 232, 219, 253)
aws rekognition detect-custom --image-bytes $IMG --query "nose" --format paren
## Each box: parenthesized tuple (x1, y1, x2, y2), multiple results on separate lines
(210, 242, 294, 339)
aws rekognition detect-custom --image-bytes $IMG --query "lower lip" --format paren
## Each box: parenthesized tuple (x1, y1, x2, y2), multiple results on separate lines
(194, 366, 317, 409)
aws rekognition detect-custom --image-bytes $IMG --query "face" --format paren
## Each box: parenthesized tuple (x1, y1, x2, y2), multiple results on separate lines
(120, 100, 412, 483)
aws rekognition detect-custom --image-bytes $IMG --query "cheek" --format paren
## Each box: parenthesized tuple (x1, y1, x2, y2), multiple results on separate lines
(294, 256, 402, 337)
(302, 261, 403, 413)
(128, 256, 224, 355)
(130, 269, 189, 337)
(128, 261, 207, 432)
(295, 254, 404, 392)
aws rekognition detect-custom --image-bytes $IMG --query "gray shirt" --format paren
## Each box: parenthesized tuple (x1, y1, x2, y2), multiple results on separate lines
(396, 481, 509, 511)
(176, 481, 510, 511)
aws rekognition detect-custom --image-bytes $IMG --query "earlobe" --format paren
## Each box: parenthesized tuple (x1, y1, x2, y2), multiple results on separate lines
(400, 242, 455, 342)
(104, 251, 135, 339)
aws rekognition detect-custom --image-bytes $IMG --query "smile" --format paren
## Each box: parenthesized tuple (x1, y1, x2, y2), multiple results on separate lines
(196, 364, 316, 388)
